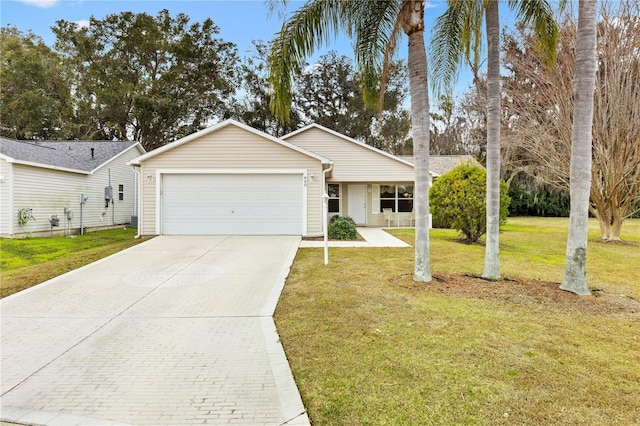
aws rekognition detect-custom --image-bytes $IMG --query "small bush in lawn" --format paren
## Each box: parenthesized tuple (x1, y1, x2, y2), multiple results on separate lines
(430, 162, 510, 243)
(328, 215, 358, 240)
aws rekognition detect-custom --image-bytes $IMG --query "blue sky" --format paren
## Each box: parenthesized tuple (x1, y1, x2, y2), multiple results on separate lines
(0, 0, 453, 61)
(0, 0, 492, 96)
(1, 0, 445, 56)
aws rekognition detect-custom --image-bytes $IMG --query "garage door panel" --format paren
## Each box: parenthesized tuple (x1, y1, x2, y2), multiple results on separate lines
(161, 174, 303, 235)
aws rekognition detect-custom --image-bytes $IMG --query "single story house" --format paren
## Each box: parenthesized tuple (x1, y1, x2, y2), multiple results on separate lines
(0, 137, 145, 238)
(128, 119, 438, 237)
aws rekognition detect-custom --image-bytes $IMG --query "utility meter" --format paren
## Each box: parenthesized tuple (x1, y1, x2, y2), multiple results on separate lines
(105, 186, 113, 207)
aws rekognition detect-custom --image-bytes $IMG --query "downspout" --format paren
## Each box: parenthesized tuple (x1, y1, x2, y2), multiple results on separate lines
(322, 162, 334, 265)
(321, 162, 334, 233)
(133, 166, 141, 239)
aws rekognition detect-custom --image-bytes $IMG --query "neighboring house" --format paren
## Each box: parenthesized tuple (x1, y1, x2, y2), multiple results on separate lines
(399, 154, 482, 178)
(129, 119, 437, 237)
(0, 138, 146, 238)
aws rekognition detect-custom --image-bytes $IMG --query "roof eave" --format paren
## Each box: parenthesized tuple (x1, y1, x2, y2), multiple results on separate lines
(8, 159, 90, 174)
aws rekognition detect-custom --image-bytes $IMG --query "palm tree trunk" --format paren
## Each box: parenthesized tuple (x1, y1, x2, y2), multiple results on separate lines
(482, 0, 501, 280)
(402, 0, 432, 282)
(561, 0, 597, 295)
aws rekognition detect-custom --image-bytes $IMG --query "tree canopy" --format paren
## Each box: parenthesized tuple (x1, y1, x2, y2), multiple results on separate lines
(0, 27, 73, 140)
(501, 0, 639, 242)
(52, 9, 239, 150)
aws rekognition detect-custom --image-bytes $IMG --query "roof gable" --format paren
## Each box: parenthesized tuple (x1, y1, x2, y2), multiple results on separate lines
(129, 119, 331, 165)
(0, 137, 142, 174)
(283, 123, 416, 168)
(282, 124, 436, 182)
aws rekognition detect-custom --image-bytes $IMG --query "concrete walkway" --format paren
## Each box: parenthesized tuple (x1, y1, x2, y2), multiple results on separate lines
(1, 236, 309, 426)
(298, 227, 411, 248)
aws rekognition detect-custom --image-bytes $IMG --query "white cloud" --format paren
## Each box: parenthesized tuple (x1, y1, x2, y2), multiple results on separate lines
(74, 19, 90, 28)
(19, 0, 59, 8)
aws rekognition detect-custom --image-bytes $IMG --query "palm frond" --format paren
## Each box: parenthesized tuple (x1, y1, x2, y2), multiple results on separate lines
(349, 0, 400, 111)
(430, 0, 483, 95)
(267, 0, 347, 122)
(264, 0, 289, 19)
(376, 18, 404, 115)
(509, 0, 559, 67)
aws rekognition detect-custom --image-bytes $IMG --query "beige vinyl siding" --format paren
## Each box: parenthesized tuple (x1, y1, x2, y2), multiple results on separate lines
(139, 125, 323, 236)
(8, 146, 143, 237)
(0, 158, 13, 235)
(285, 127, 414, 182)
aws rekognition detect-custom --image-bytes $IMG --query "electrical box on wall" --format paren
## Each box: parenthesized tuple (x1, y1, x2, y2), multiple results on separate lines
(105, 186, 113, 207)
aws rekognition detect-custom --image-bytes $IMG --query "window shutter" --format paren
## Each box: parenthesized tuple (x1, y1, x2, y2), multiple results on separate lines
(372, 184, 380, 214)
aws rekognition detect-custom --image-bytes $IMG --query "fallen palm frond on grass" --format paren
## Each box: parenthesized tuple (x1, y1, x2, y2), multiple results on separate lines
(1, 228, 147, 298)
(275, 217, 640, 425)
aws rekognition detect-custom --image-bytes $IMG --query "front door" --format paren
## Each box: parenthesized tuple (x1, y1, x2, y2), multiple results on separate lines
(348, 185, 367, 225)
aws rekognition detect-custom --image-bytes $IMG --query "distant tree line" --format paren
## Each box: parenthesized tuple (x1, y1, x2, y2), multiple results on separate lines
(0, 11, 404, 153)
(1, 9, 473, 157)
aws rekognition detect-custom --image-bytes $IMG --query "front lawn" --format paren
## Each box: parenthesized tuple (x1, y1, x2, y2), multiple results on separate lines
(1, 228, 147, 298)
(275, 217, 640, 425)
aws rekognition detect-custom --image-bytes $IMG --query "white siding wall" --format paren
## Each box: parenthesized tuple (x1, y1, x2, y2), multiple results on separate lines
(139, 125, 324, 236)
(0, 158, 13, 235)
(6, 146, 143, 237)
(285, 127, 415, 182)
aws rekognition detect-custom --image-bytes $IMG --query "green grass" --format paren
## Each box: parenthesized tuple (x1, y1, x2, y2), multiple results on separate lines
(390, 217, 640, 299)
(275, 217, 640, 425)
(0, 228, 147, 298)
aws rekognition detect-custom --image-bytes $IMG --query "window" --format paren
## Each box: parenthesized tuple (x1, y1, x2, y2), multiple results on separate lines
(327, 184, 340, 213)
(118, 184, 124, 201)
(379, 184, 413, 212)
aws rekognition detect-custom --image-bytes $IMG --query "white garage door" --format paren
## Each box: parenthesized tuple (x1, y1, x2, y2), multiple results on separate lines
(161, 174, 304, 235)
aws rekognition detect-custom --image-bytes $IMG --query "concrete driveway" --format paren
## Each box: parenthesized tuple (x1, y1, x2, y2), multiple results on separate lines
(1, 236, 309, 425)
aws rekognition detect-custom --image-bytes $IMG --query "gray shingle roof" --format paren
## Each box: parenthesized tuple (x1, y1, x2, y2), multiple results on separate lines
(398, 155, 481, 176)
(0, 138, 138, 173)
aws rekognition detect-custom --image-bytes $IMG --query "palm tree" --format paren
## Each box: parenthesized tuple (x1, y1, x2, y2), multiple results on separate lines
(560, 0, 597, 295)
(268, 0, 432, 282)
(430, 0, 558, 280)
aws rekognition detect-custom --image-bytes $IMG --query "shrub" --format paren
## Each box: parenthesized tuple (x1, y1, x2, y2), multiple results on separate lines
(430, 162, 510, 242)
(328, 215, 358, 240)
(507, 181, 570, 217)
